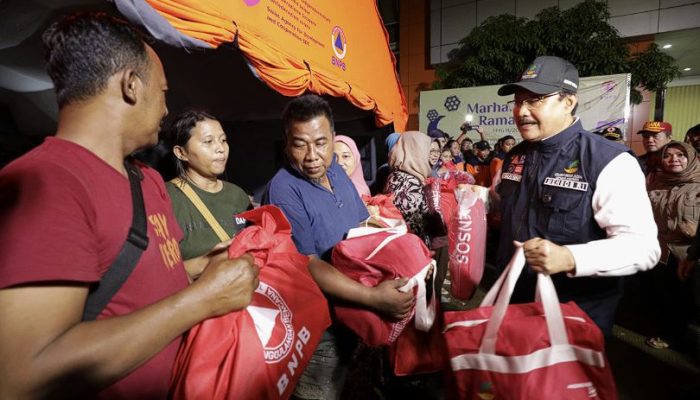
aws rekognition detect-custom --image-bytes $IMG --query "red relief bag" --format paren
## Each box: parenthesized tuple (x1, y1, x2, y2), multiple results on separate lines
(170, 206, 331, 400)
(389, 302, 449, 376)
(331, 226, 437, 346)
(447, 188, 487, 300)
(361, 194, 405, 228)
(442, 247, 618, 400)
(423, 173, 474, 247)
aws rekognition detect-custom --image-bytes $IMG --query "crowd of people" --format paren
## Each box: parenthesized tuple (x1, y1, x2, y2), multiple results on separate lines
(0, 10, 699, 400)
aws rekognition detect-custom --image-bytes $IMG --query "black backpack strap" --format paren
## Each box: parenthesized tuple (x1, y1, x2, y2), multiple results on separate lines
(83, 159, 149, 321)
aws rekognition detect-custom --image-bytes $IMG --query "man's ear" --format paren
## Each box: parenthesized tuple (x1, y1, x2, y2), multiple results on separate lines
(121, 69, 140, 105)
(566, 94, 578, 112)
(173, 145, 187, 162)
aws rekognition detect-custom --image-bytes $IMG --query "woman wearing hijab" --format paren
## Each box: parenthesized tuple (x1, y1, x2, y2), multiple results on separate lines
(384, 131, 433, 241)
(646, 141, 700, 349)
(371, 132, 402, 195)
(334, 135, 371, 197)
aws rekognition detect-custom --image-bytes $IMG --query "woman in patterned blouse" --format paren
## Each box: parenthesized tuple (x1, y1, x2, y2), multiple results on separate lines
(383, 131, 433, 242)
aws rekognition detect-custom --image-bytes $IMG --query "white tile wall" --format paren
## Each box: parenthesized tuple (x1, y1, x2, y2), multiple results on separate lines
(557, 0, 585, 11)
(430, 46, 441, 65)
(442, 0, 473, 8)
(608, 0, 658, 16)
(660, 0, 699, 7)
(477, 0, 515, 26)
(659, 4, 700, 33)
(515, 0, 557, 20)
(430, 10, 442, 47)
(441, 3, 477, 44)
(609, 11, 659, 37)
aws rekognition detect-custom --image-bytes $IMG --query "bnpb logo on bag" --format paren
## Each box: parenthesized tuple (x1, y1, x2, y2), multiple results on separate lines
(248, 281, 312, 395)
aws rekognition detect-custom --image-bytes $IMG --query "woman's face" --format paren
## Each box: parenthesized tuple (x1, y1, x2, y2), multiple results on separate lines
(662, 146, 688, 173)
(501, 138, 516, 153)
(440, 150, 453, 164)
(461, 140, 473, 153)
(177, 118, 229, 179)
(429, 141, 441, 166)
(450, 141, 460, 157)
(334, 141, 356, 175)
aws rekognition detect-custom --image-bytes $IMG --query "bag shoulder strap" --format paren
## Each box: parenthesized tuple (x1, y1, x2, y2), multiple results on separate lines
(83, 159, 149, 321)
(171, 177, 230, 242)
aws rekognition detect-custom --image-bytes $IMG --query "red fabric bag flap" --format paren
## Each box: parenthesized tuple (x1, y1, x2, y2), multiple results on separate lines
(361, 194, 405, 228)
(362, 194, 404, 220)
(442, 247, 617, 400)
(331, 226, 436, 346)
(171, 205, 331, 400)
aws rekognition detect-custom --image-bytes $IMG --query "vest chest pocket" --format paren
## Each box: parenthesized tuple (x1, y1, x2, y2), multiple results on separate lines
(540, 186, 587, 239)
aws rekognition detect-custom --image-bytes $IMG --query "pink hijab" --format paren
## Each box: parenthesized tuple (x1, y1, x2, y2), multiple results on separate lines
(334, 135, 371, 197)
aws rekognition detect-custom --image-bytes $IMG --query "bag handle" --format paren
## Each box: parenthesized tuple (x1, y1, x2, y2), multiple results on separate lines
(479, 246, 569, 354)
(346, 224, 408, 260)
(398, 260, 437, 331)
(171, 178, 230, 242)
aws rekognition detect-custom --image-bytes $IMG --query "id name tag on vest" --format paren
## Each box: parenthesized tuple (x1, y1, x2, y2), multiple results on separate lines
(543, 177, 589, 191)
(502, 172, 522, 182)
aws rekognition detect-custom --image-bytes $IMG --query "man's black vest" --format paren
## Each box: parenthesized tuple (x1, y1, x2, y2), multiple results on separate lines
(497, 120, 630, 303)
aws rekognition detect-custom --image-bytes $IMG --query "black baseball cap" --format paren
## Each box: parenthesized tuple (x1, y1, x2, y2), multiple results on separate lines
(601, 127, 623, 141)
(474, 140, 491, 150)
(498, 56, 579, 96)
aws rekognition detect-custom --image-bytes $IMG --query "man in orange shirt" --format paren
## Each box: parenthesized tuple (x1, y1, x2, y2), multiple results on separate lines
(466, 140, 494, 187)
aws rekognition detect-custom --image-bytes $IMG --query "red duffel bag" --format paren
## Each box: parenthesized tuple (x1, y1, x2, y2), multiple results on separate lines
(443, 246, 617, 400)
(447, 188, 486, 300)
(170, 206, 331, 400)
(331, 226, 437, 346)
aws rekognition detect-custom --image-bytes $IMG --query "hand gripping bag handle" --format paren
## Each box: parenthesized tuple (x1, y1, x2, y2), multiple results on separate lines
(478, 245, 568, 354)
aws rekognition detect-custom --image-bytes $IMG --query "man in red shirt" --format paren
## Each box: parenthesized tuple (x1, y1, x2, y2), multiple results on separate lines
(0, 12, 259, 399)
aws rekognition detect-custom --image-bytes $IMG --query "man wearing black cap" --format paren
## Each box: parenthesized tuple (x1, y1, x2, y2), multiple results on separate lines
(465, 139, 493, 186)
(494, 56, 660, 336)
(599, 126, 624, 143)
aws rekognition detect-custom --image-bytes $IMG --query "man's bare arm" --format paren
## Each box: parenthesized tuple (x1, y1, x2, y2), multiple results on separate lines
(0, 253, 258, 400)
(307, 256, 413, 319)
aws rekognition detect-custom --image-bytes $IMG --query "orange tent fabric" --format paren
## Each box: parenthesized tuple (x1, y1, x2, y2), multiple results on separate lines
(145, 0, 408, 131)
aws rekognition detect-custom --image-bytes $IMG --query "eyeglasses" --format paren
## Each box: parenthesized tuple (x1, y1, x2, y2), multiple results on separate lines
(429, 150, 441, 155)
(507, 92, 560, 109)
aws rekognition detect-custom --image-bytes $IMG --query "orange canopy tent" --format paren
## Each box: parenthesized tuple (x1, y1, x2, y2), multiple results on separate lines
(117, 0, 407, 131)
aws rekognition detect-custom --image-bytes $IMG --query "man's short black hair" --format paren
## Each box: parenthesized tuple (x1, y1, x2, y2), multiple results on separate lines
(687, 123, 700, 136)
(282, 94, 335, 136)
(42, 12, 150, 108)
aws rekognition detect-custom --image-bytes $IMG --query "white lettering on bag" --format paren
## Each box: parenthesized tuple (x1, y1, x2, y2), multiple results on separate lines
(276, 326, 312, 395)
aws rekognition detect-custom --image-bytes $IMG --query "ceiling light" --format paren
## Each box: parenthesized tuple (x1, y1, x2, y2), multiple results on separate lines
(684, 67, 692, 71)
(662, 44, 672, 49)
